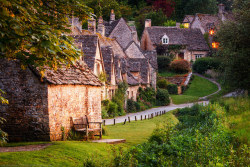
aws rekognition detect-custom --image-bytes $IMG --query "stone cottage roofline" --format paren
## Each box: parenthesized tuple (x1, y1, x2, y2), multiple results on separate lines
(145, 26, 188, 45)
(30, 61, 102, 86)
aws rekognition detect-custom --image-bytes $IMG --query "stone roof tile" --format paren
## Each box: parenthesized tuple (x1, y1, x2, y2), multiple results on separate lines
(31, 61, 102, 86)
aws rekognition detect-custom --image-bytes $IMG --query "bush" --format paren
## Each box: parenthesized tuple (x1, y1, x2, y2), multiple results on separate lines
(101, 100, 110, 107)
(156, 88, 170, 106)
(138, 87, 156, 106)
(157, 79, 168, 89)
(192, 57, 221, 74)
(127, 99, 136, 113)
(170, 59, 190, 73)
(157, 56, 172, 72)
(167, 84, 178, 94)
(107, 101, 118, 117)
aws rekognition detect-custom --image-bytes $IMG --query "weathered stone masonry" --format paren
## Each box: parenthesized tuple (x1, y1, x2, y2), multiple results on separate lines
(0, 60, 49, 142)
(0, 59, 102, 142)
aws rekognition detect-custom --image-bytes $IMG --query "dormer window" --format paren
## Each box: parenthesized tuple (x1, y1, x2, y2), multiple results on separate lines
(162, 35, 169, 44)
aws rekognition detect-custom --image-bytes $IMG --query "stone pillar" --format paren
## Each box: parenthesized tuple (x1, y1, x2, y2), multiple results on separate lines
(88, 18, 96, 34)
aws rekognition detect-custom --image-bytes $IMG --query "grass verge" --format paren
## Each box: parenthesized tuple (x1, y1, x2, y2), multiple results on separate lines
(0, 111, 178, 166)
(171, 75, 218, 104)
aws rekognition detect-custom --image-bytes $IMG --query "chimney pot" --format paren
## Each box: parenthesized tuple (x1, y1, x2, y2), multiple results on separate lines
(145, 19, 151, 28)
(110, 9, 115, 23)
(218, 3, 225, 14)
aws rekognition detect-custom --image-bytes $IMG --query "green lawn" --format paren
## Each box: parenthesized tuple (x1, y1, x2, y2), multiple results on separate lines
(171, 75, 218, 104)
(158, 71, 187, 77)
(0, 111, 178, 166)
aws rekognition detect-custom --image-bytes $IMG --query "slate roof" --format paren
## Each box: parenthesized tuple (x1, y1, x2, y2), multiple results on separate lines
(101, 46, 113, 82)
(181, 29, 209, 51)
(196, 14, 221, 32)
(145, 26, 209, 52)
(72, 35, 98, 72)
(127, 72, 139, 86)
(104, 19, 120, 37)
(146, 27, 187, 45)
(183, 15, 195, 23)
(124, 41, 145, 59)
(31, 61, 102, 86)
(144, 51, 158, 70)
(128, 58, 149, 84)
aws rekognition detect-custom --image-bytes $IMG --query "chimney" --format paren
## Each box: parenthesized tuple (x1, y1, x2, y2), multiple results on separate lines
(176, 22, 180, 28)
(88, 17, 96, 34)
(218, 3, 225, 14)
(110, 9, 115, 23)
(97, 16, 105, 36)
(145, 19, 151, 28)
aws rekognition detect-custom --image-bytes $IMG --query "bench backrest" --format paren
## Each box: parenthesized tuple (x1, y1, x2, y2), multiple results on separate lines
(72, 116, 89, 130)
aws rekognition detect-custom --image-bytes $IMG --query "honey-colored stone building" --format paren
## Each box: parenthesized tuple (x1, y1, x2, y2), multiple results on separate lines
(140, 19, 209, 61)
(0, 59, 102, 142)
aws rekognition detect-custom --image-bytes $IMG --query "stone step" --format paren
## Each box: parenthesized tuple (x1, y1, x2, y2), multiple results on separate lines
(91, 139, 126, 144)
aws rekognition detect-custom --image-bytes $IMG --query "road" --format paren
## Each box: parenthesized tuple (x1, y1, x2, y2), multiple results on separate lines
(103, 101, 209, 125)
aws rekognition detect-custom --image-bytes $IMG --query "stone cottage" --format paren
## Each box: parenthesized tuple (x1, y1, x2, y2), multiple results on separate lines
(183, 4, 233, 34)
(70, 11, 158, 101)
(0, 59, 102, 142)
(140, 19, 209, 61)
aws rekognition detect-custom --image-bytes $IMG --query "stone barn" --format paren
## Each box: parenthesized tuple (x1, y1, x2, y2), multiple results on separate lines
(0, 59, 102, 142)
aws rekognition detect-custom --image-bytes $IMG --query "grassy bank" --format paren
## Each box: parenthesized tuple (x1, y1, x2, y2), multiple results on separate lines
(171, 75, 218, 104)
(0, 111, 178, 166)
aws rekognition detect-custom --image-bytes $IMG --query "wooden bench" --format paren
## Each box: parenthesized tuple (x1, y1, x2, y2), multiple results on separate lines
(71, 115, 102, 140)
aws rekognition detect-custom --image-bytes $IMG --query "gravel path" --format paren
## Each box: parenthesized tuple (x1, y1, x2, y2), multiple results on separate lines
(104, 101, 209, 125)
(0, 143, 52, 153)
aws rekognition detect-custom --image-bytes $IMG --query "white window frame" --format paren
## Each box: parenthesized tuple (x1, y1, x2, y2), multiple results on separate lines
(195, 54, 203, 60)
(162, 35, 169, 44)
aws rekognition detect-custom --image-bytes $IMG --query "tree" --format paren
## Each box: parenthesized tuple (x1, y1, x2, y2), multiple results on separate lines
(148, 0, 176, 18)
(0, 0, 92, 71)
(216, 0, 250, 92)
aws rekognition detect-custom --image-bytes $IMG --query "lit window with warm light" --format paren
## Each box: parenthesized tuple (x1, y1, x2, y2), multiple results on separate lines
(184, 23, 189, 28)
(212, 42, 219, 49)
(209, 29, 215, 35)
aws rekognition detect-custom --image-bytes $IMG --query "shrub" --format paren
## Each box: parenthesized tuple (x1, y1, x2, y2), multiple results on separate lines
(170, 59, 190, 73)
(138, 87, 156, 106)
(157, 56, 172, 72)
(101, 100, 110, 107)
(156, 88, 170, 106)
(107, 101, 118, 117)
(157, 79, 168, 89)
(127, 99, 136, 113)
(167, 84, 178, 94)
(135, 101, 141, 111)
(193, 57, 221, 74)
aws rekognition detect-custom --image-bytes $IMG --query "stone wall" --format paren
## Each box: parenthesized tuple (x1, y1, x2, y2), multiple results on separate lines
(127, 86, 139, 101)
(48, 85, 102, 141)
(0, 60, 50, 142)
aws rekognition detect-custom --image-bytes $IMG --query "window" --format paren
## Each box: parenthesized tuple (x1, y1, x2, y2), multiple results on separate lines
(162, 35, 169, 44)
(184, 23, 189, 28)
(195, 54, 203, 60)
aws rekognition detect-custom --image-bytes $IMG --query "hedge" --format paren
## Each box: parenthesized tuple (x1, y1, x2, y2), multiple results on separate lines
(167, 84, 178, 94)
(192, 57, 221, 74)
(157, 56, 172, 72)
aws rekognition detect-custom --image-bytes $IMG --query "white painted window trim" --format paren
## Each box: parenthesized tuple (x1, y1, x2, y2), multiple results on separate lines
(162, 35, 169, 44)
